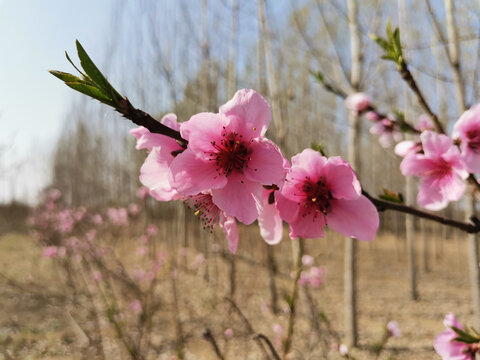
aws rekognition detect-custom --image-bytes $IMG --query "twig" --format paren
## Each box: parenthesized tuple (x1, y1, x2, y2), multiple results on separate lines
(224, 297, 271, 360)
(254, 334, 282, 360)
(362, 190, 480, 233)
(203, 328, 225, 360)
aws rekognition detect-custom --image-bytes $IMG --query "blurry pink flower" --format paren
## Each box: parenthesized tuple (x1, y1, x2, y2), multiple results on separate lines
(400, 131, 468, 210)
(298, 271, 310, 286)
(129, 300, 142, 315)
(224, 328, 234, 339)
(301, 255, 314, 266)
(453, 104, 480, 173)
(370, 118, 402, 148)
(169, 89, 285, 224)
(85, 229, 96, 243)
(91, 214, 103, 225)
(273, 323, 283, 336)
(434, 313, 470, 360)
(136, 186, 150, 199)
(185, 192, 239, 253)
(131, 114, 183, 201)
(415, 114, 434, 132)
(47, 188, 61, 201)
(339, 344, 349, 356)
(128, 203, 140, 216)
(134, 269, 147, 280)
(107, 208, 129, 226)
(365, 111, 380, 122)
(345, 93, 371, 115)
(386, 320, 401, 337)
(276, 149, 379, 241)
(73, 207, 86, 221)
(147, 224, 158, 236)
(43, 246, 58, 258)
(138, 235, 149, 244)
(258, 188, 283, 245)
(92, 271, 102, 283)
(308, 266, 325, 288)
(394, 140, 422, 158)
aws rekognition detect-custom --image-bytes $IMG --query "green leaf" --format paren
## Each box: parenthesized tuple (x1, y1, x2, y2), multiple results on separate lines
(378, 188, 404, 204)
(76, 40, 110, 92)
(451, 326, 480, 344)
(386, 19, 394, 42)
(65, 82, 114, 106)
(311, 143, 327, 157)
(65, 50, 87, 79)
(49, 70, 82, 83)
(310, 70, 324, 83)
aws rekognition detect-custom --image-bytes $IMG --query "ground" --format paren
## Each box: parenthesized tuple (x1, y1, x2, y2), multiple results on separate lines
(0, 227, 473, 359)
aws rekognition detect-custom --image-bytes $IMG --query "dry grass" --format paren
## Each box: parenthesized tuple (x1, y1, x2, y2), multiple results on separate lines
(0, 225, 473, 359)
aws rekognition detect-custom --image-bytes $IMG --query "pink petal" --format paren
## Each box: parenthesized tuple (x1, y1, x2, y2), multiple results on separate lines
(395, 140, 418, 157)
(275, 191, 301, 224)
(324, 156, 361, 200)
(219, 89, 271, 138)
(211, 172, 262, 225)
(244, 139, 285, 186)
(139, 149, 177, 201)
(461, 146, 480, 173)
(434, 329, 468, 360)
(421, 131, 455, 158)
(288, 210, 326, 240)
(180, 112, 229, 154)
(400, 153, 434, 177)
(220, 214, 239, 253)
(417, 177, 449, 211)
(258, 190, 283, 245)
(291, 148, 328, 173)
(161, 113, 181, 131)
(169, 149, 227, 196)
(326, 196, 379, 241)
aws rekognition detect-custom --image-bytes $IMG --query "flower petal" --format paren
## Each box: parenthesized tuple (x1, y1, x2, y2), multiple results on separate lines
(421, 131, 455, 158)
(324, 156, 361, 200)
(169, 149, 227, 196)
(139, 149, 177, 201)
(219, 89, 271, 138)
(244, 139, 285, 186)
(180, 112, 230, 155)
(211, 172, 262, 224)
(258, 190, 283, 245)
(326, 196, 379, 241)
(220, 214, 239, 253)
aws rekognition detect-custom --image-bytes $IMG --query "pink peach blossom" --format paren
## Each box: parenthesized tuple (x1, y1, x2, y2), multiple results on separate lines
(394, 140, 422, 158)
(129, 300, 142, 314)
(308, 266, 325, 288)
(453, 104, 480, 173)
(276, 149, 379, 241)
(339, 344, 349, 356)
(415, 114, 434, 132)
(43, 246, 58, 258)
(365, 111, 380, 122)
(400, 131, 468, 210)
(107, 207, 129, 226)
(131, 113, 183, 201)
(370, 118, 402, 148)
(434, 313, 470, 360)
(136, 186, 150, 199)
(128, 203, 140, 216)
(386, 320, 401, 337)
(224, 328, 234, 339)
(345, 93, 371, 115)
(301, 255, 314, 266)
(169, 89, 285, 224)
(147, 224, 158, 236)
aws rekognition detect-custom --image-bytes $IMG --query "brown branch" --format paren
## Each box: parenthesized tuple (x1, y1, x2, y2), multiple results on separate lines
(254, 334, 282, 360)
(362, 190, 480, 233)
(116, 97, 186, 146)
(202, 328, 225, 360)
(398, 62, 445, 134)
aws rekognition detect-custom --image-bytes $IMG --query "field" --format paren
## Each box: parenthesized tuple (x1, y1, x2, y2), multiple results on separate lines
(0, 222, 472, 360)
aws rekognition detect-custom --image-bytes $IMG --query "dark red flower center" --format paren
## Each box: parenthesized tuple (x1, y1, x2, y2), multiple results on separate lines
(467, 129, 480, 152)
(300, 176, 332, 216)
(209, 130, 252, 176)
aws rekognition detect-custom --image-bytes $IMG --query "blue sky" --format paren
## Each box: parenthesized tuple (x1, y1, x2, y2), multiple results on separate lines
(0, 0, 116, 203)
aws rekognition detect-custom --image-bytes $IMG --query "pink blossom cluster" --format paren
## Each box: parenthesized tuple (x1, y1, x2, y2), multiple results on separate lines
(132, 89, 380, 253)
(346, 92, 480, 211)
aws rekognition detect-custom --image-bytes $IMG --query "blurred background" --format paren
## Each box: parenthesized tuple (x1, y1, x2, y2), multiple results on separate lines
(1, 0, 480, 359)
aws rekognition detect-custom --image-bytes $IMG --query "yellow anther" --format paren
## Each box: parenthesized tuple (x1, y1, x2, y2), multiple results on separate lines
(194, 210, 200, 216)
(311, 197, 317, 202)
(253, 127, 256, 131)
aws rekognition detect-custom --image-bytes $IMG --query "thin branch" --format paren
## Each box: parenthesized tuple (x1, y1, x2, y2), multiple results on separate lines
(203, 328, 225, 360)
(254, 334, 282, 360)
(362, 190, 480, 233)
